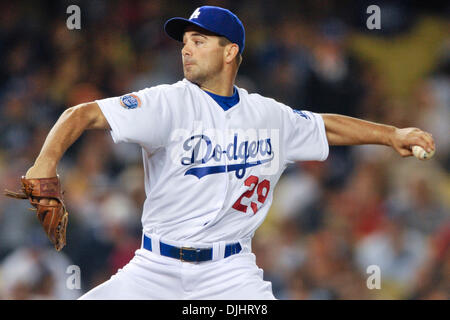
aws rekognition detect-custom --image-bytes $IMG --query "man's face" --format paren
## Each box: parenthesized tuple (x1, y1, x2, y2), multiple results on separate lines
(181, 26, 225, 85)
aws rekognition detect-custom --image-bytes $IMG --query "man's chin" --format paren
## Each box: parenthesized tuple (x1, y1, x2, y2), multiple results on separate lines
(184, 73, 202, 86)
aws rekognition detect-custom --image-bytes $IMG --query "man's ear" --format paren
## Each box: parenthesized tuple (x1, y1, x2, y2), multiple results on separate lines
(225, 44, 239, 64)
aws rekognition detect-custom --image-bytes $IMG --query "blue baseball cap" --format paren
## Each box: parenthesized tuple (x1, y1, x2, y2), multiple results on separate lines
(164, 6, 245, 54)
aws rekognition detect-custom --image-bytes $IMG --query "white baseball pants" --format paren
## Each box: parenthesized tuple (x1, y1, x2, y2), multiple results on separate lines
(78, 237, 275, 300)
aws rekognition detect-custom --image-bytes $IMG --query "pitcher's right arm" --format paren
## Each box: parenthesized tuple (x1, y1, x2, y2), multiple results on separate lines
(25, 102, 109, 179)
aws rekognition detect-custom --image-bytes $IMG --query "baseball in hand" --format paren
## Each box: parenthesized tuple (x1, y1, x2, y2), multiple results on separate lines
(412, 145, 435, 160)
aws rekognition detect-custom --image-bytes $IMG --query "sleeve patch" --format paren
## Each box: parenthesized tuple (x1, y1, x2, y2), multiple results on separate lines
(293, 109, 310, 120)
(120, 94, 141, 109)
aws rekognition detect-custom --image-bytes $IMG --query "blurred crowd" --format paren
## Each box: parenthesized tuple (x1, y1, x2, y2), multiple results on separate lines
(0, 0, 448, 299)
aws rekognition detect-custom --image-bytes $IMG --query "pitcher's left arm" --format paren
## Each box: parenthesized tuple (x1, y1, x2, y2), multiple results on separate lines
(321, 113, 435, 157)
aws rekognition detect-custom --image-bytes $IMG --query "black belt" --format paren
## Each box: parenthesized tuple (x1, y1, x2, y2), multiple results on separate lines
(143, 235, 242, 263)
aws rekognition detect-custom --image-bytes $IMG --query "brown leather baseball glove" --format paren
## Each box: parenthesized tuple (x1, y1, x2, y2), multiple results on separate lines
(4, 176, 69, 251)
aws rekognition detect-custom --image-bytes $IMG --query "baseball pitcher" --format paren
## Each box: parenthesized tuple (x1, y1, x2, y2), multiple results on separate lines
(6, 6, 435, 299)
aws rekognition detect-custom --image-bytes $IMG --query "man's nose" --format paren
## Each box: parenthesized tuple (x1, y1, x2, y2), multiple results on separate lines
(182, 43, 192, 57)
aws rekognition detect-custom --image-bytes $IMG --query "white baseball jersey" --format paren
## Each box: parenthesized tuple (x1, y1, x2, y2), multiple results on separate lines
(96, 78, 329, 244)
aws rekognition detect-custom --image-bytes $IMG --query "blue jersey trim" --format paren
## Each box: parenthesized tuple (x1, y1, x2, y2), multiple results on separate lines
(203, 87, 240, 111)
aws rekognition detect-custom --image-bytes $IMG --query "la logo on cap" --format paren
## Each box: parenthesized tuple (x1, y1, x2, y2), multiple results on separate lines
(190, 8, 201, 19)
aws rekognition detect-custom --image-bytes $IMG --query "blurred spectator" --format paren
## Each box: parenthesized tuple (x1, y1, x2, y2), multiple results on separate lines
(0, 243, 81, 299)
(409, 223, 450, 300)
(355, 217, 428, 299)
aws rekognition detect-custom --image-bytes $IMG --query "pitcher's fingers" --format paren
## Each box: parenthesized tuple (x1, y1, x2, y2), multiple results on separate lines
(399, 147, 413, 157)
(408, 135, 426, 150)
(422, 132, 435, 151)
(417, 133, 434, 153)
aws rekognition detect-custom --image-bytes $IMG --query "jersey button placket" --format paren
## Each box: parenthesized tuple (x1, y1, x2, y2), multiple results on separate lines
(225, 112, 235, 182)
(222, 114, 232, 198)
